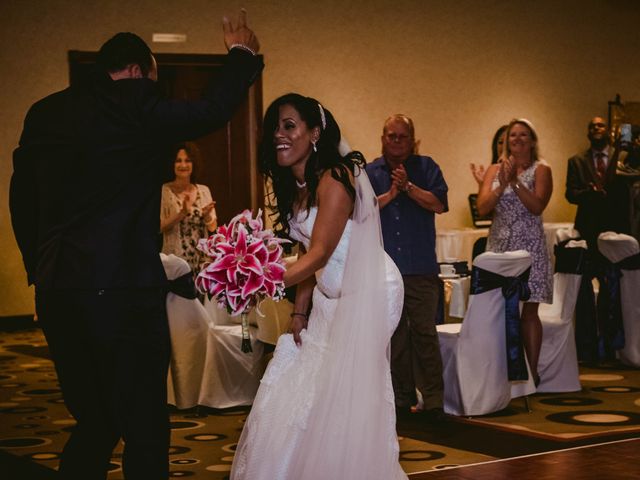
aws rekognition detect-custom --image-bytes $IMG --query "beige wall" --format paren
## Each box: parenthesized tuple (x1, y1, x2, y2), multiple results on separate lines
(1, 0, 639, 316)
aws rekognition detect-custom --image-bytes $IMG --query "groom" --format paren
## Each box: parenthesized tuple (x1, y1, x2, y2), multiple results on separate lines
(10, 10, 262, 479)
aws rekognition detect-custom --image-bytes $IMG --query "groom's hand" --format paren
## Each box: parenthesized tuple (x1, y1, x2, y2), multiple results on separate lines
(223, 9, 260, 54)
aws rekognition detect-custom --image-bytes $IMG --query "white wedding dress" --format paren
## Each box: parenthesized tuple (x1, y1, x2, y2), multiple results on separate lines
(231, 171, 407, 480)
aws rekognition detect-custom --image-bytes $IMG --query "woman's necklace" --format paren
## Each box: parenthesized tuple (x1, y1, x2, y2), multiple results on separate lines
(171, 181, 193, 195)
(295, 179, 307, 189)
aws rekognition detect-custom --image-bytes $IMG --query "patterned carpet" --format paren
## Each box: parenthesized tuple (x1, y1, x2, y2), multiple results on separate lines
(455, 363, 640, 441)
(1, 327, 639, 478)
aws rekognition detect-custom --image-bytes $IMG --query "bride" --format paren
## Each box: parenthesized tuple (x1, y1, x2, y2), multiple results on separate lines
(230, 93, 407, 480)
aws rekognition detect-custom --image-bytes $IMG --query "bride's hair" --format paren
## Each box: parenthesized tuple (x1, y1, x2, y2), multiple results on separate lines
(260, 93, 365, 237)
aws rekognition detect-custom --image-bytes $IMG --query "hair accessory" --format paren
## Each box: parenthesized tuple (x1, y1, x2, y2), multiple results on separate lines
(318, 103, 327, 130)
(296, 179, 307, 189)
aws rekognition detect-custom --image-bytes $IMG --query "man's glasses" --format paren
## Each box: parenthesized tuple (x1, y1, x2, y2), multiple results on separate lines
(385, 133, 411, 142)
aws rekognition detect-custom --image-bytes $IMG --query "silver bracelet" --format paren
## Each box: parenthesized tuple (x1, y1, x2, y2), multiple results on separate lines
(229, 43, 257, 56)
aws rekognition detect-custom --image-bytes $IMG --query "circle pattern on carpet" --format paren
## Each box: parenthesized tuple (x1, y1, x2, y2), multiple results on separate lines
(25, 452, 60, 461)
(0, 436, 51, 448)
(205, 464, 232, 472)
(15, 423, 41, 429)
(538, 397, 602, 407)
(547, 410, 640, 426)
(579, 374, 624, 381)
(20, 388, 61, 396)
(171, 458, 200, 465)
(169, 471, 195, 477)
(183, 433, 227, 442)
(170, 420, 205, 430)
(399, 450, 446, 462)
(169, 445, 191, 455)
(1, 406, 46, 414)
(590, 385, 640, 394)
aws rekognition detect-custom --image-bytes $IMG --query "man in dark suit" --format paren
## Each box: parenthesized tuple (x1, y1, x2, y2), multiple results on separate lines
(9, 11, 262, 479)
(565, 116, 628, 362)
(566, 116, 628, 247)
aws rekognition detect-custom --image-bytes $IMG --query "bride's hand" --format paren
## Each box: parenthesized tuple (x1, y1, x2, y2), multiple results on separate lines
(289, 314, 308, 346)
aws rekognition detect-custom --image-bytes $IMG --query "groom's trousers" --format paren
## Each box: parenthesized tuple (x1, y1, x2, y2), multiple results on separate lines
(36, 287, 171, 479)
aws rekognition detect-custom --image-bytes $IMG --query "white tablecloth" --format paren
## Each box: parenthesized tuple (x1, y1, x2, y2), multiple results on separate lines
(436, 222, 574, 267)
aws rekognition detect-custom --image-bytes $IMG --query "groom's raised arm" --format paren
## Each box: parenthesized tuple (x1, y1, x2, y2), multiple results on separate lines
(144, 9, 264, 142)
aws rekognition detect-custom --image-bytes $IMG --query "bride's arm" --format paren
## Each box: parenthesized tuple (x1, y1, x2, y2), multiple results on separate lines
(288, 246, 316, 346)
(283, 170, 354, 288)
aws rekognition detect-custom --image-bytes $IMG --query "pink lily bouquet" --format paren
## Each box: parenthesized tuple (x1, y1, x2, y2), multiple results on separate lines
(196, 209, 288, 353)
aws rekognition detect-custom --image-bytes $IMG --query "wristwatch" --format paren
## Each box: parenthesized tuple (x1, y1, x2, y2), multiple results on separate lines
(403, 182, 414, 193)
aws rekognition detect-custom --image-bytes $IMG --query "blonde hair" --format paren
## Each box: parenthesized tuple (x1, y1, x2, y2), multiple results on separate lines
(501, 118, 540, 164)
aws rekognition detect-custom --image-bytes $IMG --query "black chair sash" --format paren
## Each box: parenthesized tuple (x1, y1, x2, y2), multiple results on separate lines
(554, 237, 606, 361)
(167, 272, 197, 299)
(598, 251, 640, 356)
(471, 266, 531, 381)
(554, 239, 587, 274)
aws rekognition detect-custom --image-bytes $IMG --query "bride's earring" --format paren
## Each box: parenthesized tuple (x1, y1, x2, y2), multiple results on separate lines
(312, 140, 317, 153)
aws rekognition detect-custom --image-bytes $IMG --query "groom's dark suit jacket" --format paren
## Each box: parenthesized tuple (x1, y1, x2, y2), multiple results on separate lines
(10, 49, 263, 290)
(565, 147, 628, 247)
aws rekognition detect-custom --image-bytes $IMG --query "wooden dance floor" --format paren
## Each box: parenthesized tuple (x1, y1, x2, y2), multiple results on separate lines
(408, 438, 640, 479)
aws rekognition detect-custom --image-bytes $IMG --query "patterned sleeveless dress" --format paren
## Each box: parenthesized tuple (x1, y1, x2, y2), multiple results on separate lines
(487, 161, 553, 303)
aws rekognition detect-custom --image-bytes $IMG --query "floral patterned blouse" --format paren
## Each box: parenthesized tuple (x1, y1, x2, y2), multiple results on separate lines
(161, 183, 216, 274)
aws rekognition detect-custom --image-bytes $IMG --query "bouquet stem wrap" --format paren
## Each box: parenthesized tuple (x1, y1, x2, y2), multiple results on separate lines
(241, 311, 252, 353)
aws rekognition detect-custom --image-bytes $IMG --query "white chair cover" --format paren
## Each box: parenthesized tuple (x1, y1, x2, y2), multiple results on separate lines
(162, 254, 267, 409)
(162, 253, 209, 409)
(598, 232, 640, 367)
(437, 250, 536, 416)
(198, 322, 266, 409)
(537, 233, 585, 392)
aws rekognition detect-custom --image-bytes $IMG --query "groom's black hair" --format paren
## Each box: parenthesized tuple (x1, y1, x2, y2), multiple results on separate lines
(97, 32, 153, 76)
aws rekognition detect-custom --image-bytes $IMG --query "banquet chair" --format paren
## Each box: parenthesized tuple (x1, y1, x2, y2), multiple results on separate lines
(162, 254, 267, 409)
(437, 251, 536, 416)
(161, 253, 209, 409)
(198, 317, 266, 408)
(597, 232, 640, 367)
(536, 229, 584, 392)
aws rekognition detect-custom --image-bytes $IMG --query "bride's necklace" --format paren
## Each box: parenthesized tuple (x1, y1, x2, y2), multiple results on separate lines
(295, 179, 307, 189)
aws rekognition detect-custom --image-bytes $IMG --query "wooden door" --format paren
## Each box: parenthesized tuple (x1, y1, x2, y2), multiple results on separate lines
(68, 51, 264, 225)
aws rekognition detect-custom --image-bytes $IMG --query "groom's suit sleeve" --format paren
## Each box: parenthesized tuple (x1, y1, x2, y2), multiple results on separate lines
(142, 48, 264, 142)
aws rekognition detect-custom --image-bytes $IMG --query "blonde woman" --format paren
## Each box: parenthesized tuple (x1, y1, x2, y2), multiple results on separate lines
(476, 118, 553, 386)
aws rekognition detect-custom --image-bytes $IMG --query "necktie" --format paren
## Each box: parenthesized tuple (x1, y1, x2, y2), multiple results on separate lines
(595, 152, 606, 182)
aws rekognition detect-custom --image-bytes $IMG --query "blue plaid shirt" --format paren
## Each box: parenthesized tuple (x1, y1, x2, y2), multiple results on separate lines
(366, 155, 448, 275)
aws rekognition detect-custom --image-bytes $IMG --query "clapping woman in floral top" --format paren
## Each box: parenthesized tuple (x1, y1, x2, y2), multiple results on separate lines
(161, 142, 217, 273)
